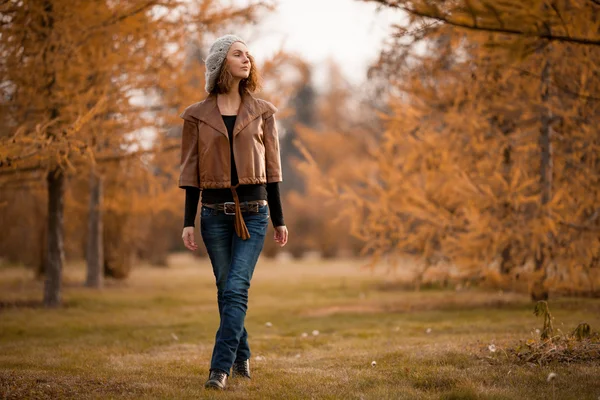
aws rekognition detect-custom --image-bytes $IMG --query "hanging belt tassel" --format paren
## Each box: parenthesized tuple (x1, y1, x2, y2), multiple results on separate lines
(231, 184, 250, 240)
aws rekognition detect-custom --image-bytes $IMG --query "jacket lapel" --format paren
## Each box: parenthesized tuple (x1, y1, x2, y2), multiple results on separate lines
(232, 92, 259, 138)
(190, 92, 267, 139)
(196, 94, 228, 139)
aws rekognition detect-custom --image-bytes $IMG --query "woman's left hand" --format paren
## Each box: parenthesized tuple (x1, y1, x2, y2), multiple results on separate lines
(274, 225, 288, 247)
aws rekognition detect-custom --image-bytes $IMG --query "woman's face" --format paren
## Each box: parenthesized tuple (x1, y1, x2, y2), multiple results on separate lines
(226, 41, 251, 80)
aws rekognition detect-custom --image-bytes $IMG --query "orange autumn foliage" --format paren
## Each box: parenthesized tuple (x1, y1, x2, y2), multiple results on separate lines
(297, 0, 600, 298)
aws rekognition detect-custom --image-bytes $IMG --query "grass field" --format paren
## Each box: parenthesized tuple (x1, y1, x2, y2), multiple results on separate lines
(1, 254, 599, 399)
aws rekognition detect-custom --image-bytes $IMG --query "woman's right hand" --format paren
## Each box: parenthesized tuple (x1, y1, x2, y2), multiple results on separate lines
(182, 226, 198, 251)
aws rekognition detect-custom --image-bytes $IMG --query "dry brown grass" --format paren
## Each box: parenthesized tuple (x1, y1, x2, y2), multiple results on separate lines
(1, 254, 599, 399)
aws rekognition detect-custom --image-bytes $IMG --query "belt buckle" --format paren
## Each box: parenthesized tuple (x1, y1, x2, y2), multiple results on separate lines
(223, 202, 236, 215)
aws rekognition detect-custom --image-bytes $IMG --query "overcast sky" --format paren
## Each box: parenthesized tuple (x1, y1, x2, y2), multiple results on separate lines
(235, 0, 406, 85)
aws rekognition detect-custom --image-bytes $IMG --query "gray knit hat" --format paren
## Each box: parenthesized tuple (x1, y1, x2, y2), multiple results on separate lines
(204, 34, 247, 93)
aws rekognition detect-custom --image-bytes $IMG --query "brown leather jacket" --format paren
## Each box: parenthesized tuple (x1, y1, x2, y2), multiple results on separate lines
(178, 92, 282, 189)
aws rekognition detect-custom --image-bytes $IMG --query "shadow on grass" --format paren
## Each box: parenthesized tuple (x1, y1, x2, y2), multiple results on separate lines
(0, 299, 65, 310)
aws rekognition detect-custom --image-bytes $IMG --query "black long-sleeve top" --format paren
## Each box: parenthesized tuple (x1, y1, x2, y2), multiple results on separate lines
(183, 114, 284, 228)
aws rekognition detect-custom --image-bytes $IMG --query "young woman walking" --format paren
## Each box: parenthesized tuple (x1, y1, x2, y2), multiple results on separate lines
(178, 34, 289, 390)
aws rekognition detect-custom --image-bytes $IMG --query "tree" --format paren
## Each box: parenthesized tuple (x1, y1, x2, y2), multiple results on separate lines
(297, 0, 600, 297)
(0, 0, 273, 306)
(364, 0, 600, 46)
(291, 60, 383, 259)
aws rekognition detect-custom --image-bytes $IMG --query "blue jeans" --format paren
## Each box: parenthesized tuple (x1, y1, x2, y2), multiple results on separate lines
(200, 203, 269, 375)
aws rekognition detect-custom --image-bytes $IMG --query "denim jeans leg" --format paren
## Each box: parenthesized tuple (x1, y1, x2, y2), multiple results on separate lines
(200, 207, 233, 372)
(217, 297, 251, 364)
(209, 205, 269, 373)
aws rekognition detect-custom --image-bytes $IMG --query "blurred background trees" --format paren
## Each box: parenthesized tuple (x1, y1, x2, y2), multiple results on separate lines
(0, 0, 275, 306)
(1, 0, 598, 306)
(297, 0, 600, 299)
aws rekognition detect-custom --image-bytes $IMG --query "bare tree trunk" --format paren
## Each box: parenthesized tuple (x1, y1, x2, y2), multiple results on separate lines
(500, 244, 512, 274)
(85, 168, 104, 288)
(36, 203, 48, 280)
(531, 58, 553, 302)
(41, 0, 64, 307)
(500, 123, 513, 276)
(539, 65, 553, 208)
(44, 167, 65, 307)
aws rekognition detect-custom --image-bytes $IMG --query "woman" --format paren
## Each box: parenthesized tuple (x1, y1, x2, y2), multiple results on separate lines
(178, 34, 289, 390)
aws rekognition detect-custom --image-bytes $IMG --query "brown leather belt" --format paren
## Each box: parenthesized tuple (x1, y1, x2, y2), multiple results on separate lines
(202, 185, 263, 240)
(202, 199, 267, 215)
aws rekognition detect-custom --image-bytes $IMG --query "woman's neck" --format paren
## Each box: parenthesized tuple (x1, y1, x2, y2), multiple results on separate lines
(219, 90, 241, 103)
(221, 78, 241, 99)
(217, 82, 243, 115)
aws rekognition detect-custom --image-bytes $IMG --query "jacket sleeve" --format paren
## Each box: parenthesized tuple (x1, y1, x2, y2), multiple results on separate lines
(263, 112, 283, 183)
(178, 119, 200, 189)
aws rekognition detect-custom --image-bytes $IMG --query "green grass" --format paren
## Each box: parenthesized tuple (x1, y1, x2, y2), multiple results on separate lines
(1, 254, 599, 399)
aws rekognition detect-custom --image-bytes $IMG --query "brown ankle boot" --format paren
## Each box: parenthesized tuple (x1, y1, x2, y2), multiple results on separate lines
(204, 369, 228, 390)
(231, 359, 251, 379)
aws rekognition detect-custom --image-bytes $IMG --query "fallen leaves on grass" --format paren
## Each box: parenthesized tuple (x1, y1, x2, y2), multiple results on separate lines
(506, 302, 599, 365)
(507, 334, 600, 364)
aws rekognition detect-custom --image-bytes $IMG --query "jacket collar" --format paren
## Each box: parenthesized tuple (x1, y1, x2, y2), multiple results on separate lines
(191, 92, 268, 139)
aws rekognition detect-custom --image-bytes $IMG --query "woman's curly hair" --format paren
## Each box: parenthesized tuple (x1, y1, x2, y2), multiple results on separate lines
(211, 54, 262, 95)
